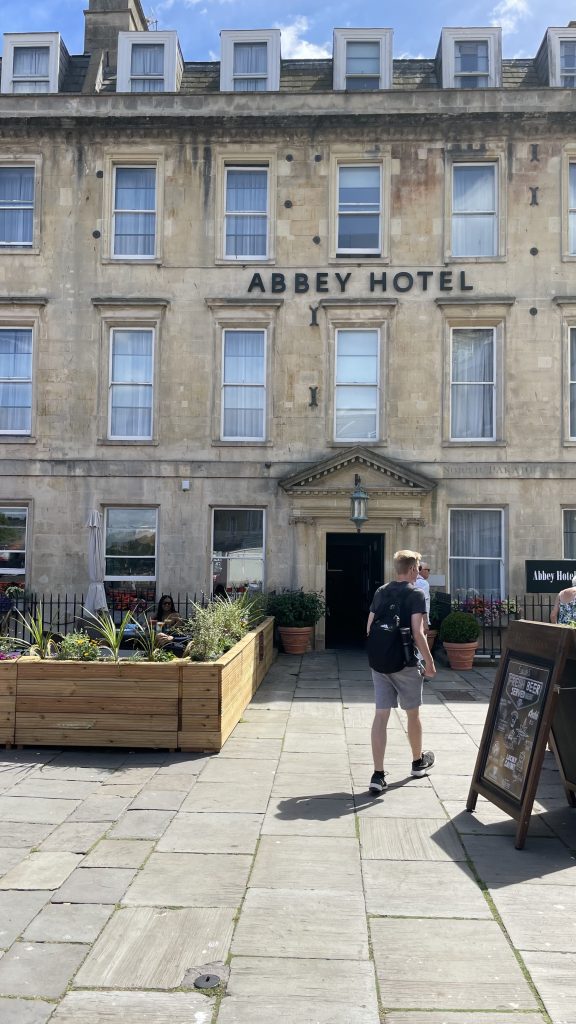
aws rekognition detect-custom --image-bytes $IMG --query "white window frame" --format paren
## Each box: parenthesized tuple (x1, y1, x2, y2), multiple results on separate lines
(336, 162, 383, 257)
(543, 28, 576, 87)
(0, 324, 33, 436)
(116, 31, 182, 93)
(211, 507, 266, 593)
(220, 30, 281, 92)
(449, 161, 500, 260)
(223, 164, 269, 261)
(334, 327, 380, 442)
(108, 326, 154, 441)
(1, 33, 65, 94)
(333, 29, 393, 91)
(0, 163, 36, 250)
(448, 507, 504, 599)
(0, 505, 28, 580)
(438, 27, 501, 89)
(563, 509, 576, 558)
(220, 327, 267, 442)
(449, 326, 496, 442)
(111, 163, 158, 261)
(103, 506, 158, 584)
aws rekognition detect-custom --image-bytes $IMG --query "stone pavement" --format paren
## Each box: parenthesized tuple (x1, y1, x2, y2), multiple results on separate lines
(0, 651, 575, 1024)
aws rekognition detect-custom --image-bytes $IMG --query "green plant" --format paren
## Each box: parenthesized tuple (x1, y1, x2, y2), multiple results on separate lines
(265, 590, 326, 627)
(0, 636, 17, 653)
(12, 605, 58, 659)
(56, 631, 99, 661)
(439, 610, 481, 644)
(126, 648, 175, 662)
(184, 594, 263, 662)
(81, 609, 134, 662)
(131, 617, 187, 660)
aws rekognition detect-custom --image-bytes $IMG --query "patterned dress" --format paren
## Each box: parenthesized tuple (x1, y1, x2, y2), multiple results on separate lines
(558, 598, 576, 624)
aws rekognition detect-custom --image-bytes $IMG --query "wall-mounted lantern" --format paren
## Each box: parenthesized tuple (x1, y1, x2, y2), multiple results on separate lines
(350, 474, 369, 532)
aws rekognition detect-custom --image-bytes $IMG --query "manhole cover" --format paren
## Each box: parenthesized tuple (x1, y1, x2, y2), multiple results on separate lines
(438, 690, 476, 701)
(194, 974, 221, 990)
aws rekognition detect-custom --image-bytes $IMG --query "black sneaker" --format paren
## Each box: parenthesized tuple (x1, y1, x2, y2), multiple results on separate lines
(411, 751, 435, 777)
(369, 771, 387, 793)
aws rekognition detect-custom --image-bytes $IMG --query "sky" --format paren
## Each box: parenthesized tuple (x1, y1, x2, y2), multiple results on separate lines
(1, 0, 576, 62)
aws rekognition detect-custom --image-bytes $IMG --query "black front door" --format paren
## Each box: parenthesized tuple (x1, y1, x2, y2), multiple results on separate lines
(325, 533, 384, 648)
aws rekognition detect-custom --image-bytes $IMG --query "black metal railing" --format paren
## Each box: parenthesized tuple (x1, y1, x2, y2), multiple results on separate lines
(439, 594, 557, 659)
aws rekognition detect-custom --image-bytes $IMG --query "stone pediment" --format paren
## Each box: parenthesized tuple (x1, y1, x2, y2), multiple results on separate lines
(279, 446, 436, 495)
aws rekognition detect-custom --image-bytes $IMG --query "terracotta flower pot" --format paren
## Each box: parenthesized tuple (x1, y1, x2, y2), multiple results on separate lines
(278, 625, 313, 654)
(426, 630, 438, 652)
(443, 640, 478, 671)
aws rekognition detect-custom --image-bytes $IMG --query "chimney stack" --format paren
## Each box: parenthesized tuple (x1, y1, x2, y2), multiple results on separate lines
(83, 0, 148, 67)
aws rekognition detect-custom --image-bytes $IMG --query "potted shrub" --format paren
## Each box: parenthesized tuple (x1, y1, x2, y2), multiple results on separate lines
(265, 590, 326, 654)
(439, 611, 481, 670)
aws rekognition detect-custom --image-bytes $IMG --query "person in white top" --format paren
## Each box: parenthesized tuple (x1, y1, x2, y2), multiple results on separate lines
(414, 562, 431, 631)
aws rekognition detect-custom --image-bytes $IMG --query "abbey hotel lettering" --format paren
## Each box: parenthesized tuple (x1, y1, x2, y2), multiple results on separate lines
(247, 270, 475, 295)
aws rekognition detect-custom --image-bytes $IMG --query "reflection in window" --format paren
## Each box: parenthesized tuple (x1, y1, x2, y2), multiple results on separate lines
(104, 507, 157, 581)
(109, 328, 153, 439)
(335, 329, 379, 441)
(0, 507, 27, 584)
(450, 508, 503, 598)
(337, 165, 381, 254)
(225, 167, 268, 259)
(454, 40, 489, 88)
(450, 328, 495, 440)
(345, 41, 380, 90)
(0, 328, 33, 434)
(130, 44, 165, 92)
(212, 508, 264, 593)
(222, 329, 265, 440)
(452, 163, 497, 257)
(113, 166, 156, 258)
(0, 167, 34, 247)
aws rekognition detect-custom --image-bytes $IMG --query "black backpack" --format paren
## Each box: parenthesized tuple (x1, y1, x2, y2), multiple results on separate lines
(367, 585, 416, 674)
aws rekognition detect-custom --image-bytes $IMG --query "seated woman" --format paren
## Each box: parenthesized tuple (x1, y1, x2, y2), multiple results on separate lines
(550, 577, 576, 625)
(153, 594, 189, 655)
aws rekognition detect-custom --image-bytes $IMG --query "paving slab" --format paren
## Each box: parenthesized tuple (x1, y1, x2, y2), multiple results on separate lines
(108, 809, 176, 839)
(385, 1016, 547, 1024)
(127, 788, 187, 811)
(52, 867, 137, 905)
(75, 906, 234, 988)
(157, 811, 263, 853)
(359, 816, 465, 861)
(39, 821, 110, 853)
(23, 901, 114, 942)
(364, 859, 491, 917)
(4, 779, 99, 800)
(218, 956, 380, 1024)
(0, 890, 50, 948)
(122, 851, 252, 907)
(217, 737, 283, 759)
(0, 940, 88, 997)
(0, 851, 83, 890)
(96, 782, 149, 798)
(107, 767, 159, 785)
(430, 773, 475, 801)
(277, 752, 350, 774)
(0, 847, 31, 877)
(154, 754, 212, 775)
(33, 766, 116, 782)
(354, 786, 447, 819)
(82, 839, 154, 868)
(68, 796, 133, 822)
(462, 834, 576, 887)
(270, 773, 353, 798)
(0, 998, 56, 1024)
(522, 951, 576, 1024)
(371, 917, 539, 1009)
(125, 772, 194, 792)
(250, 835, 363, 891)
(51, 989, 216, 1023)
(491, 882, 576, 952)
(282, 733, 347, 753)
(180, 781, 273, 813)
(262, 797, 357, 837)
(200, 758, 277, 783)
(0, 795, 79, 824)
(232, 888, 369, 959)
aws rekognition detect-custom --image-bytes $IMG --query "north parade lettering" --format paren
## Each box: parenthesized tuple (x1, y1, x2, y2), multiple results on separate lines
(247, 270, 473, 295)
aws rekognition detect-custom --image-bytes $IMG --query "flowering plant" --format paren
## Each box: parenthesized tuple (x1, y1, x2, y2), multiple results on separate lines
(456, 597, 517, 625)
(0, 651, 18, 660)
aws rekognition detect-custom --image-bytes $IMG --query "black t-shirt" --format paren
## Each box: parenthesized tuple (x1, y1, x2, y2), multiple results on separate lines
(370, 581, 425, 628)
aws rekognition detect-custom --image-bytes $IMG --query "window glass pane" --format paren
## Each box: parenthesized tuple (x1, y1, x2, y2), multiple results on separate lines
(564, 510, 576, 558)
(0, 167, 34, 246)
(223, 386, 265, 438)
(13, 46, 49, 77)
(0, 507, 27, 573)
(0, 328, 33, 378)
(339, 166, 380, 210)
(131, 79, 164, 93)
(452, 329, 493, 382)
(212, 509, 264, 591)
(336, 330, 378, 383)
(223, 331, 264, 384)
(225, 215, 267, 256)
(12, 81, 50, 93)
(110, 385, 152, 437)
(561, 41, 576, 72)
(338, 214, 380, 251)
(131, 44, 164, 76)
(455, 41, 489, 74)
(226, 170, 267, 213)
(346, 41, 380, 75)
(115, 167, 156, 211)
(335, 386, 378, 439)
(111, 330, 153, 383)
(233, 43, 267, 75)
(450, 509, 502, 597)
(453, 165, 495, 212)
(0, 329, 32, 433)
(105, 508, 156, 578)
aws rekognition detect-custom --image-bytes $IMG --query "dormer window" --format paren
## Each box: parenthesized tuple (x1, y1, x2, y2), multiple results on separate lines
(560, 40, 576, 86)
(116, 32, 183, 94)
(333, 29, 393, 92)
(438, 27, 501, 89)
(220, 31, 281, 93)
(1, 33, 67, 95)
(541, 29, 576, 87)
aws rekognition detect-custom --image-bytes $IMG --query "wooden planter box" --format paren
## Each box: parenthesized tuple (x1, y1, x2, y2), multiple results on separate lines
(3, 617, 275, 752)
(0, 660, 17, 747)
(179, 617, 275, 752)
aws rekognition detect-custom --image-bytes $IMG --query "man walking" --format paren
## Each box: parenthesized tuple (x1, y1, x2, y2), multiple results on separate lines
(366, 549, 436, 793)
(414, 561, 431, 631)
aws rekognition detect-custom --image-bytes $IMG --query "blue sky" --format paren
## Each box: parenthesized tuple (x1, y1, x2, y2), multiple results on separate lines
(2, 0, 576, 61)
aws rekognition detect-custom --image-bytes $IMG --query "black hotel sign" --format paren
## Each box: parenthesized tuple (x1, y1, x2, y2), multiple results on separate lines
(247, 269, 474, 295)
(525, 560, 576, 593)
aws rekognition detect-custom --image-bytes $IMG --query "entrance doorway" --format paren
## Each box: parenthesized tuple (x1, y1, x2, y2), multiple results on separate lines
(325, 533, 384, 648)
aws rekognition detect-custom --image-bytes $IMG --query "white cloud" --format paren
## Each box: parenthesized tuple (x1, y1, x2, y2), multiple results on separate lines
(490, 0, 531, 35)
(275, 16, 331, 59)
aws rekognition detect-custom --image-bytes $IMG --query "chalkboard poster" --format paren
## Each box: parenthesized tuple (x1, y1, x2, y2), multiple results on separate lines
(480, 655, 552, 803)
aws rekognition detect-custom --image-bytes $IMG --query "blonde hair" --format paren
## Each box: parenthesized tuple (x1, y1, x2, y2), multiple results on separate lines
(393, 549, 421, 575)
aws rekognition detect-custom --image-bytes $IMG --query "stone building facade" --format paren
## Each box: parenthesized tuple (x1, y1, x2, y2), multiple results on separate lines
(2, 0, 576, 645)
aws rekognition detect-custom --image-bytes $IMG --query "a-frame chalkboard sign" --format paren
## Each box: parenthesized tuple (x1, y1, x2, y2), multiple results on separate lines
(467, 620, 575, 849)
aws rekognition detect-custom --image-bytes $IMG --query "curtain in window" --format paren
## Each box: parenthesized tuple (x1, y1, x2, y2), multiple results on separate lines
(110, 330, 153, 438)
(13, 46, 49, 76)
(564, 510, 576, 558)
(346, 41, 380, 89)
(225, 170, 267, 257)
(233, 43, 267, 90)
(451, 329, 494, 439)
(0, 167, 34, 245)
(561, 41, 576, 85)
(570, 328, 576, 438)
(450, 509, 503, 597)
(131, 44, 164, 75)
(223, 331, 265, 438)
(0, 329, 32, 433)
(114, 167, 156, 256)
(335, 330, 378, 440)
(569, 165, 576, 254)
(338, 166, 380, 251)
(452, 165, 496, 256)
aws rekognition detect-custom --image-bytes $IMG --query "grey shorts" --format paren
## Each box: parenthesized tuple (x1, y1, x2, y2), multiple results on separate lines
(371, 665, 423, 710)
